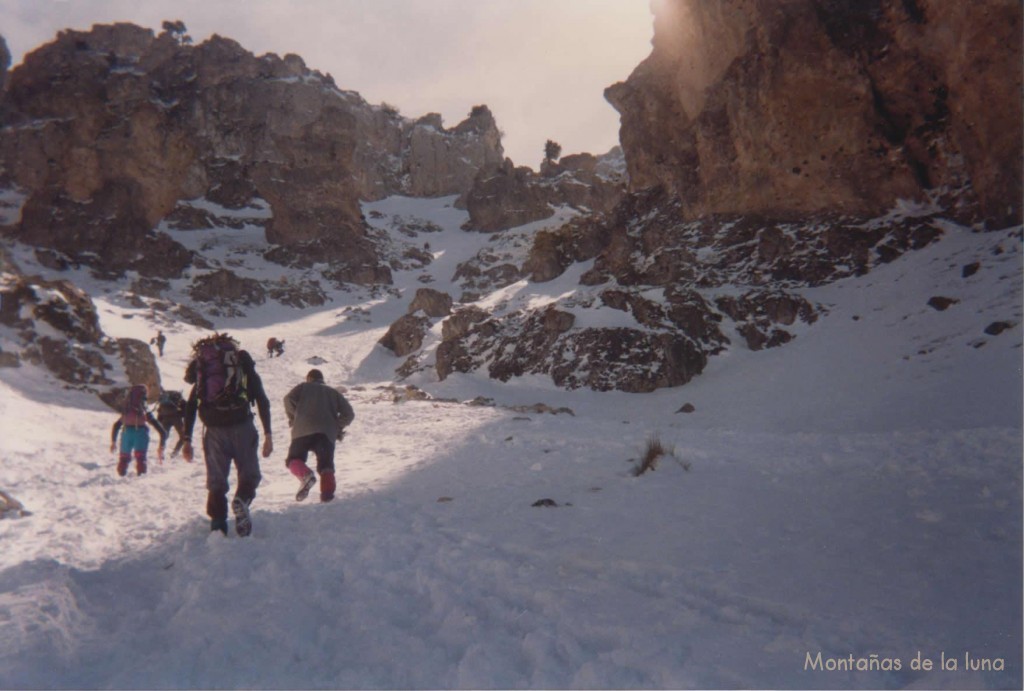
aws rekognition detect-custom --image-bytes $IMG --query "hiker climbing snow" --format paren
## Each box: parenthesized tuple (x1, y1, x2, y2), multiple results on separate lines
(283, 369, 354, 503)
(267, 337, 285, 358)
(110, 384, 167, 476)
(150, 330, 167, 357)
(156, 390, 188, 458)
(181, 333, 273, 536)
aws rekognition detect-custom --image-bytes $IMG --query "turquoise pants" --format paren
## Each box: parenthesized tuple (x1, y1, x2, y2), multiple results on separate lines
(119, 425, 150, 455)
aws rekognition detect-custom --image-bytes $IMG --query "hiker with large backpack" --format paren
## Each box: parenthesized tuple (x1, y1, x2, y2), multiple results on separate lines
(282, 369, 355, 503)
(110, 384, 167, 477)
(181, 333, 273, 537)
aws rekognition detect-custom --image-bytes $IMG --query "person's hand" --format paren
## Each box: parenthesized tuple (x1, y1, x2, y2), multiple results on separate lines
(109, 441, 116, 453)
(262, 434, 273, 458)
(182, 440, 193, 463)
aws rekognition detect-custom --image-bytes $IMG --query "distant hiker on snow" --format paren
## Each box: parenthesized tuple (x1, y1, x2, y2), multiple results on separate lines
(150, 330, 167, 357)
(156, 390, 188, 458)
(283, 369, 354, 503)
(110, 384, 167, 477)
(267, 337, 285, 358)
(182, 332, 274, 537)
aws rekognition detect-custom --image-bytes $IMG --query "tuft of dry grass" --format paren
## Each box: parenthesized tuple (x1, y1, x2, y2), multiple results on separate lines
(635, 437, 669, 476)
(633, 436, 690, 476)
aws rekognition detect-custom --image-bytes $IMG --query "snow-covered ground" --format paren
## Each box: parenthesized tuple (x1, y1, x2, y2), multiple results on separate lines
(0, 196, 1021, 689)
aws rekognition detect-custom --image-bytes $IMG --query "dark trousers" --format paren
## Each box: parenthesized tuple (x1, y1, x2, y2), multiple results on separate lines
(159, 415, 186, 455)
(202, 420, 262, 522)
(285, 433, 336, 474)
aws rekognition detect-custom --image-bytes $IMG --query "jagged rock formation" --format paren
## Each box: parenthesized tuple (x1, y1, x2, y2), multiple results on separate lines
(606, 0, 1023, 228)
(407, 287, 453, 318)
(423, 0, 1023, 392)
(379, 314, 432, 357)
(0, 265, 161, 403)
(434, 179, 954, 390)
(3, 7, 1018, 395)
(463, 148, 626, 232)
(397, 108, 505, 199)
(0, 24, 504, 279)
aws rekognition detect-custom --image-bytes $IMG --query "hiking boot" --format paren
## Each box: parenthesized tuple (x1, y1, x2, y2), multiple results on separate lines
(231, 497, 252, 537)
(320, 471, 336, 503)
(296, 471, 317, 502)
(136, 460, 147, 476)
(116, 457, 129, 477)
(210, 518, 228, 535)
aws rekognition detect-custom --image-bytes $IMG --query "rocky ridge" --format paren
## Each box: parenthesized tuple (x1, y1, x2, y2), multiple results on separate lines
(411, 0, 1023, 391)
(1, 4, 1020, 395)
(0, 23, 504, 280)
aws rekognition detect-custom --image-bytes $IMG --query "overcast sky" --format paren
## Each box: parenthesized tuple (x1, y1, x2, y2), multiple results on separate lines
(2, 0, 655, 168)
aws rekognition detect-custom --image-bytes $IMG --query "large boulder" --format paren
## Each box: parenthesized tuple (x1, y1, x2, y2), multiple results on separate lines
(407, 287, 453, 318)
(379, 314, 432, 357)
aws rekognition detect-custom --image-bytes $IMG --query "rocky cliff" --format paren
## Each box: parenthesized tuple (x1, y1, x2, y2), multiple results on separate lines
(425, 0, 1023, 392)
(2, 10, 1019, 396)
(0, 24, 504, 279)
(606, 0, 1022, 228)
(0, 247, 162, 406)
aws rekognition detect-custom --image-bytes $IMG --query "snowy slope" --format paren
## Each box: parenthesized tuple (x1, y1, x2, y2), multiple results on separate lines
(0, 196, 1021, 689)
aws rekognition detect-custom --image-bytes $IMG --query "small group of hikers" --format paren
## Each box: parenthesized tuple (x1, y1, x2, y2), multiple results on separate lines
(110, 332, 354, 537)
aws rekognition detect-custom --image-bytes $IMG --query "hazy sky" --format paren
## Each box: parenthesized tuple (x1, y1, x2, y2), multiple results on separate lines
(2, 0, 655, 167)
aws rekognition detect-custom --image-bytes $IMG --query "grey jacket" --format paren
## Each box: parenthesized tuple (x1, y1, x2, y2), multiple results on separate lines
(283, 381, 355, 441)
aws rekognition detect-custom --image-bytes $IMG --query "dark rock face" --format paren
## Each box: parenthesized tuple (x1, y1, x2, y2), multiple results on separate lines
(463, 148, 626, 232)
(188, 269, 267, 307)
(435, 182, 963, 390)
(0, 276, 104, 344)
(0, 273, 161, 400)
(576, 189, 942, 289)
(606, 0, 1022, 228)
(436, 305, 710, 393)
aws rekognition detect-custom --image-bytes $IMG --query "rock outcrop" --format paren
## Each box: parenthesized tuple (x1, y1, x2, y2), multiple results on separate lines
(407, 287, 453, 318)
(0, 269, 161, 402)
(400, 107, 506, 199)
(606, 0, 1023, 228)
(0, 23, 505, 280)
(463, 148, 626, 232)
(440, 0, 1023, 392)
